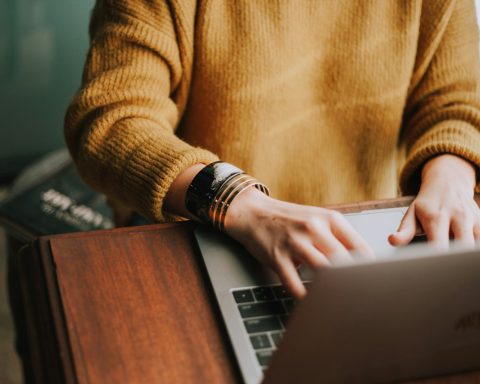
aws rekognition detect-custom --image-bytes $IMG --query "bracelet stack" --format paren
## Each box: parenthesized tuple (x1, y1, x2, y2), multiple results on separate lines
(185, 161, 269, 231)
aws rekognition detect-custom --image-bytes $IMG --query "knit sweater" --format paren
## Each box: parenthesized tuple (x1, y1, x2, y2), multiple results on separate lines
(65, 0, 480, 222)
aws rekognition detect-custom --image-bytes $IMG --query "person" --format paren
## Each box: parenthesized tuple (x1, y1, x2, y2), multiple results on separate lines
(65, 0, 480, 299)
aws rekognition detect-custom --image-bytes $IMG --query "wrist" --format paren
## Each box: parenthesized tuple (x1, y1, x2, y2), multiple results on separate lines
(183, 161, 270, 230)
(224, 186, 272, 238)
(421, 154, 476, 190)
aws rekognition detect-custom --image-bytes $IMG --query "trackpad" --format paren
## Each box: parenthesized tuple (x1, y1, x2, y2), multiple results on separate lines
(344, 208, 407, 257)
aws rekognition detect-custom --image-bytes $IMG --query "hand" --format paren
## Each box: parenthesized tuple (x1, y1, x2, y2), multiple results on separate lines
(224, 188, 373, 299)
(389, 154, 480, 248)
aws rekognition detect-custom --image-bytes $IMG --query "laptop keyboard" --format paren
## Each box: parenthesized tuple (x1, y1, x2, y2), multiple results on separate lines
(231, 283, 309, 368)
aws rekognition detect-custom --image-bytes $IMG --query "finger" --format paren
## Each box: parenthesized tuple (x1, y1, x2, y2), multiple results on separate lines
(311, 231, 351, 262)
(330, 215, 374, 259)
(474, 222, 480, 242)
(389, 205, 417, 246)
(275, 257, 307, 299)
(419, 210, 450, 249)
(450, 211, 475, 246)
(472, 205, 480, 241)
(292, 241, 330, 269)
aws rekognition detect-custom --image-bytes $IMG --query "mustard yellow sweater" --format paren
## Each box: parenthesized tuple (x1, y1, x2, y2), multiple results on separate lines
(65, 0, 480, 222)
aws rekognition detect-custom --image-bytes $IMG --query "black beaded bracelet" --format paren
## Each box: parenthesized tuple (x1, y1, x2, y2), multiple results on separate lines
(185, 161, 244, 223)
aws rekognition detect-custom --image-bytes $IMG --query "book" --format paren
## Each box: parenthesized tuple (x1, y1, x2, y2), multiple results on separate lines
(0, 149, 115, 242)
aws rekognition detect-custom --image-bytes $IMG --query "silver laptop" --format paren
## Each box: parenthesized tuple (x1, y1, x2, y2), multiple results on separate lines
(194, 207, 480, 383)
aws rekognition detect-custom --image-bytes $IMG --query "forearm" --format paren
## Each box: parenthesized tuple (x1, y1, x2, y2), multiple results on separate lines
(65, 2, 218, 221)
(399, 0, 480, 193)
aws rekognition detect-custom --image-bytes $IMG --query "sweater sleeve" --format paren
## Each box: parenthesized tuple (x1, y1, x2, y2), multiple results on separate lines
(399, 0, 480, 194)
(64, 0, 218, 222)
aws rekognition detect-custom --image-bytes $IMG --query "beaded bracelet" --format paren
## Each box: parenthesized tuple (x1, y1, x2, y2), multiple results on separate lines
(185, 161, 269, 230)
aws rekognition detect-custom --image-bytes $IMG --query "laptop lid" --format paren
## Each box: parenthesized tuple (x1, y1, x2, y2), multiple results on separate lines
(264, 244, 480, 383)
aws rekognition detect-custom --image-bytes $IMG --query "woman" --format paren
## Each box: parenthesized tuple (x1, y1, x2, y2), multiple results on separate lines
(65, 0, 480, 298)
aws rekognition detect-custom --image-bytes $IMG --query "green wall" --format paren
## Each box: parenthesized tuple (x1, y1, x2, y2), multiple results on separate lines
(0, 0, 95, 179)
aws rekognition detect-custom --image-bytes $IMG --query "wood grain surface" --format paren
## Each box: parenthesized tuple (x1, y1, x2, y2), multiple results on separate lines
(47, 223, 240, 384)
(19, 197, 480, 383)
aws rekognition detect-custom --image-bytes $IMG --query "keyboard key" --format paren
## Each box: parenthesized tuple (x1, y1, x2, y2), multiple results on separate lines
(272, 285, 292, 299)
(256, 350, 274, 367)
(244, 317, 282, 333)
(283, 299, 296, 313)
(252, 286, 274, 301)
(270, 331, 283, 347)
(238, 301, 285, 318)
(250, 334, 271, 350)
(233, 289, 254, 303)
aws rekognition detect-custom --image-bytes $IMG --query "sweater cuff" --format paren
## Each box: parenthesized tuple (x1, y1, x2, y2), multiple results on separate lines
(121, 134, 219, 222)
(400, 121, 480, 194)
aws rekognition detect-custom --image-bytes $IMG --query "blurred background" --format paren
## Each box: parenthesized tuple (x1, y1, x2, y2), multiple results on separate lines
(0, 0, 95, 182)
(0, 1, 480, 383)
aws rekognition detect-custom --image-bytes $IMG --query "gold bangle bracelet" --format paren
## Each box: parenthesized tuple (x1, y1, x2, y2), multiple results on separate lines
(215, 177, 257, 230)
(217, 179, 259, 232)
(209, 174, 251, 228)
(210, 175, 269, 231)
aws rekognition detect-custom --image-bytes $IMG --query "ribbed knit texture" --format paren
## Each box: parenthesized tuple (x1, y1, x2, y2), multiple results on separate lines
(65, 0, 480, 221)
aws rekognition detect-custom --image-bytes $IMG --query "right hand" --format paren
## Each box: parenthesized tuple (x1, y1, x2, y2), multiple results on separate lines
(224, 187, 374, 299)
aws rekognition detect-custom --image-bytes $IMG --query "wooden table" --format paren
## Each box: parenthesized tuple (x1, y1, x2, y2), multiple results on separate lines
(17, 197, 480, 383)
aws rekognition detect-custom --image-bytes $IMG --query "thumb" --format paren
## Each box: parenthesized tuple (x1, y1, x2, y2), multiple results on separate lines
(388, 205, 417, 246)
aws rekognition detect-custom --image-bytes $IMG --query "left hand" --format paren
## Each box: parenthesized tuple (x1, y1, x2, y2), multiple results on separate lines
(389, 154, 480, 248)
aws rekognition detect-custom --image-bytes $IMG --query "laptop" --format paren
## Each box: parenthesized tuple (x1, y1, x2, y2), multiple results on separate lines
(194, 207, 480, 383)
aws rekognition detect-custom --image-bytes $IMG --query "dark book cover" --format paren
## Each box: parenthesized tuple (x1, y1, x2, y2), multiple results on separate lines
(0, 150, 115, 242)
